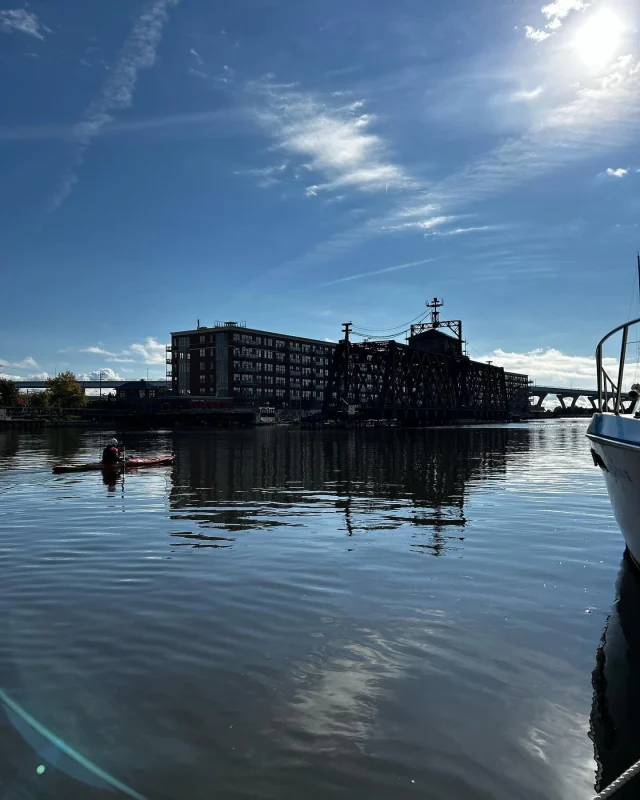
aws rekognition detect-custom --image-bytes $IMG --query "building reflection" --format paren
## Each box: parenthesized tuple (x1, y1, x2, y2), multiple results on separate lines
(169, 427, 526, 553)
(590, 555, 640, 798)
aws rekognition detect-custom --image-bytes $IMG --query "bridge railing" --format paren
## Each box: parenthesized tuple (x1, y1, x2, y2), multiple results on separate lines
(595, 316, 640, 414)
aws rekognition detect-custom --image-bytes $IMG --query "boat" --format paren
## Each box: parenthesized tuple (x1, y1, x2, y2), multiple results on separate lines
(52, 456, 174, 474)
(587, 307, 640, 566)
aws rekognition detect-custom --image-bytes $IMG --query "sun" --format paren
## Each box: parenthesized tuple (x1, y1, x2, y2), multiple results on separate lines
(574, 9, 625, 68)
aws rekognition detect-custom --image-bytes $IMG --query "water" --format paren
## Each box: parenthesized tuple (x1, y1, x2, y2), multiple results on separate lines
(0, 421, 638, 800)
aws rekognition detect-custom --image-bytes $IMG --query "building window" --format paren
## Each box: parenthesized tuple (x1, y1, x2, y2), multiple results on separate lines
(200, 335, 205, 343)
(275, 364, 286, 374)
(139, 390, 146, 398)
(265, 338, 273, 347)
(200, 362, 206, 371)
(200, 375, 206, 383)
(302, 391, 311, 399)
(275, 352, 285, 362)
(291, 390, 300, 398)
(276, 377, 286, 386)
(264, 376, 273, 384)
(200, 388, 206, 394)
(276, 340, 285, 348)
(265, 363, 273, 372)
(265, 350, 273, 359)
(200, 348, 205, 357)
(276, 389, 285, 398)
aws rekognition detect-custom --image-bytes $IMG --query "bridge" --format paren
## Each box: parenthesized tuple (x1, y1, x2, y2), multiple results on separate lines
(529, 385, 632, 411)
(14, 379, 169, 390)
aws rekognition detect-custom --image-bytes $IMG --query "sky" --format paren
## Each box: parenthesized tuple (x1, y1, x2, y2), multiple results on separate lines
(0, 0, 639, 387)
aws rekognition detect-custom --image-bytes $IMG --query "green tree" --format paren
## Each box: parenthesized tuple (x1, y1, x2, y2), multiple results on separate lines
(46, 371, 86, 408)
(0, 378, 19, 406)
(25, 390, 50, 408)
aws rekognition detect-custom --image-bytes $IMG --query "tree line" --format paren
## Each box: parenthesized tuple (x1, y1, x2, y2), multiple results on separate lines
(0, 371, 87, 408)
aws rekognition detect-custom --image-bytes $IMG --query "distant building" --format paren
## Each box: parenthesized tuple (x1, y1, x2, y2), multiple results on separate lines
(168, 322, 336, 410)
(116, 380, 160, 401)
(505, 372, 531, 415)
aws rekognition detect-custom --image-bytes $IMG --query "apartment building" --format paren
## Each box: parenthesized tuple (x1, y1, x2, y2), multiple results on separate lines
(168, 321, 336, 410)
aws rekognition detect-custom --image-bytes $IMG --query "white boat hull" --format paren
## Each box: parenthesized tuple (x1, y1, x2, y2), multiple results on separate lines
(588, 413, 640, 566)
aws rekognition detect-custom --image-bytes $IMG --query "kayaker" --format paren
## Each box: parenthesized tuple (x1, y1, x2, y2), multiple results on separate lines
(102, 438, 121, 466)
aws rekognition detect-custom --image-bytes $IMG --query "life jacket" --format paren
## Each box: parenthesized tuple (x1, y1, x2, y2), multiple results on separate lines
(102, 445, 120, 465)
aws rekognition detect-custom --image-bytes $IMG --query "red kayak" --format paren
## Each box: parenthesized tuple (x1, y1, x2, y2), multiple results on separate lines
(52, 456, 174, 474)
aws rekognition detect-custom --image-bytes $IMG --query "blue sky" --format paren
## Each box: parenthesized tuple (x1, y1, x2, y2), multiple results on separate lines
(0, 0, 639, 386)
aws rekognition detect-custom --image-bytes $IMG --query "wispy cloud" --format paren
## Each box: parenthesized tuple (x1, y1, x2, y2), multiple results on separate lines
(380, 214, 457, 233)
(319, 258, 435, 287)
(51, 0, 181, 210)
(0, 9, 48, 39)
(511, 86, 544, 101)
(189, 47, 204, 65)
(249, 78, 412, 196)
(235, 162, 288, 189)
(82, 346, 117, 356)
(603, 167, 628, 178)
(426, 225, 499, 237)
(0, 356, 39, 370)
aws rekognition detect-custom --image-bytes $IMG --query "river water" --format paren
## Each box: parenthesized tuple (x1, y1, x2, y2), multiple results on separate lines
(0, 421, 639, 800)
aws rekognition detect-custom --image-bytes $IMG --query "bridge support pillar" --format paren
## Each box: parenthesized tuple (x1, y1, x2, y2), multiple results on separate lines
(530, 393, 547, 409)
(588, 396, 597, 410)
(557, 395, 567, 410)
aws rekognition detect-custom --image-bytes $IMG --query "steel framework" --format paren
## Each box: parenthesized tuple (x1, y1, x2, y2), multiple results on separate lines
(323, 340, 508, 423)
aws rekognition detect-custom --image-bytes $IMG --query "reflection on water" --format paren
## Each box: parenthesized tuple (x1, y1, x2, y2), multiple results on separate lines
(591, 555, 640, 798)
(0, 422, 629, 799)
(169, 427, 515, 554)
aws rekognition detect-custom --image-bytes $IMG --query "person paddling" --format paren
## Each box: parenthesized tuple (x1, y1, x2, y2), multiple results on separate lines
(102, 438, 121, 466)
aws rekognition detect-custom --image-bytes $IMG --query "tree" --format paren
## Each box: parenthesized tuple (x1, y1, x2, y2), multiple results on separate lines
(46, 371, 86, 408)
(0, 378, 19, 406)
(25, 390, 50, 408)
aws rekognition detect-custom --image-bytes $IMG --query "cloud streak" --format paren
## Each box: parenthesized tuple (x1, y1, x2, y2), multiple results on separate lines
(319, 258, 435, 287)
(51, 0, 181, 210)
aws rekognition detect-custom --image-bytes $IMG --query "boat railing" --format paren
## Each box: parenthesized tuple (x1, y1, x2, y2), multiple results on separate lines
(596, 316, 640, 414)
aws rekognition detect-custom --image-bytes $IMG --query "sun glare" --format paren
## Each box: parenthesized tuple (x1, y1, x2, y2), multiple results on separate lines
(574, 9, 624, 68)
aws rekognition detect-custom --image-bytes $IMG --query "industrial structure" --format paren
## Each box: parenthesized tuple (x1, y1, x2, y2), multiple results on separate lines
(323, 299, 529, 424)
(167, 321, 335, 410)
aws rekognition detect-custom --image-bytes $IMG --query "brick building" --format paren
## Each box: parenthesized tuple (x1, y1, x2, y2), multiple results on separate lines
(168, 322, 335, 410)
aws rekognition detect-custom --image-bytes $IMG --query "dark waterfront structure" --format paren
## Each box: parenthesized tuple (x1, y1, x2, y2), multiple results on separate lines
(168, 322, 335, 411)
(323, 299, 529, 424)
